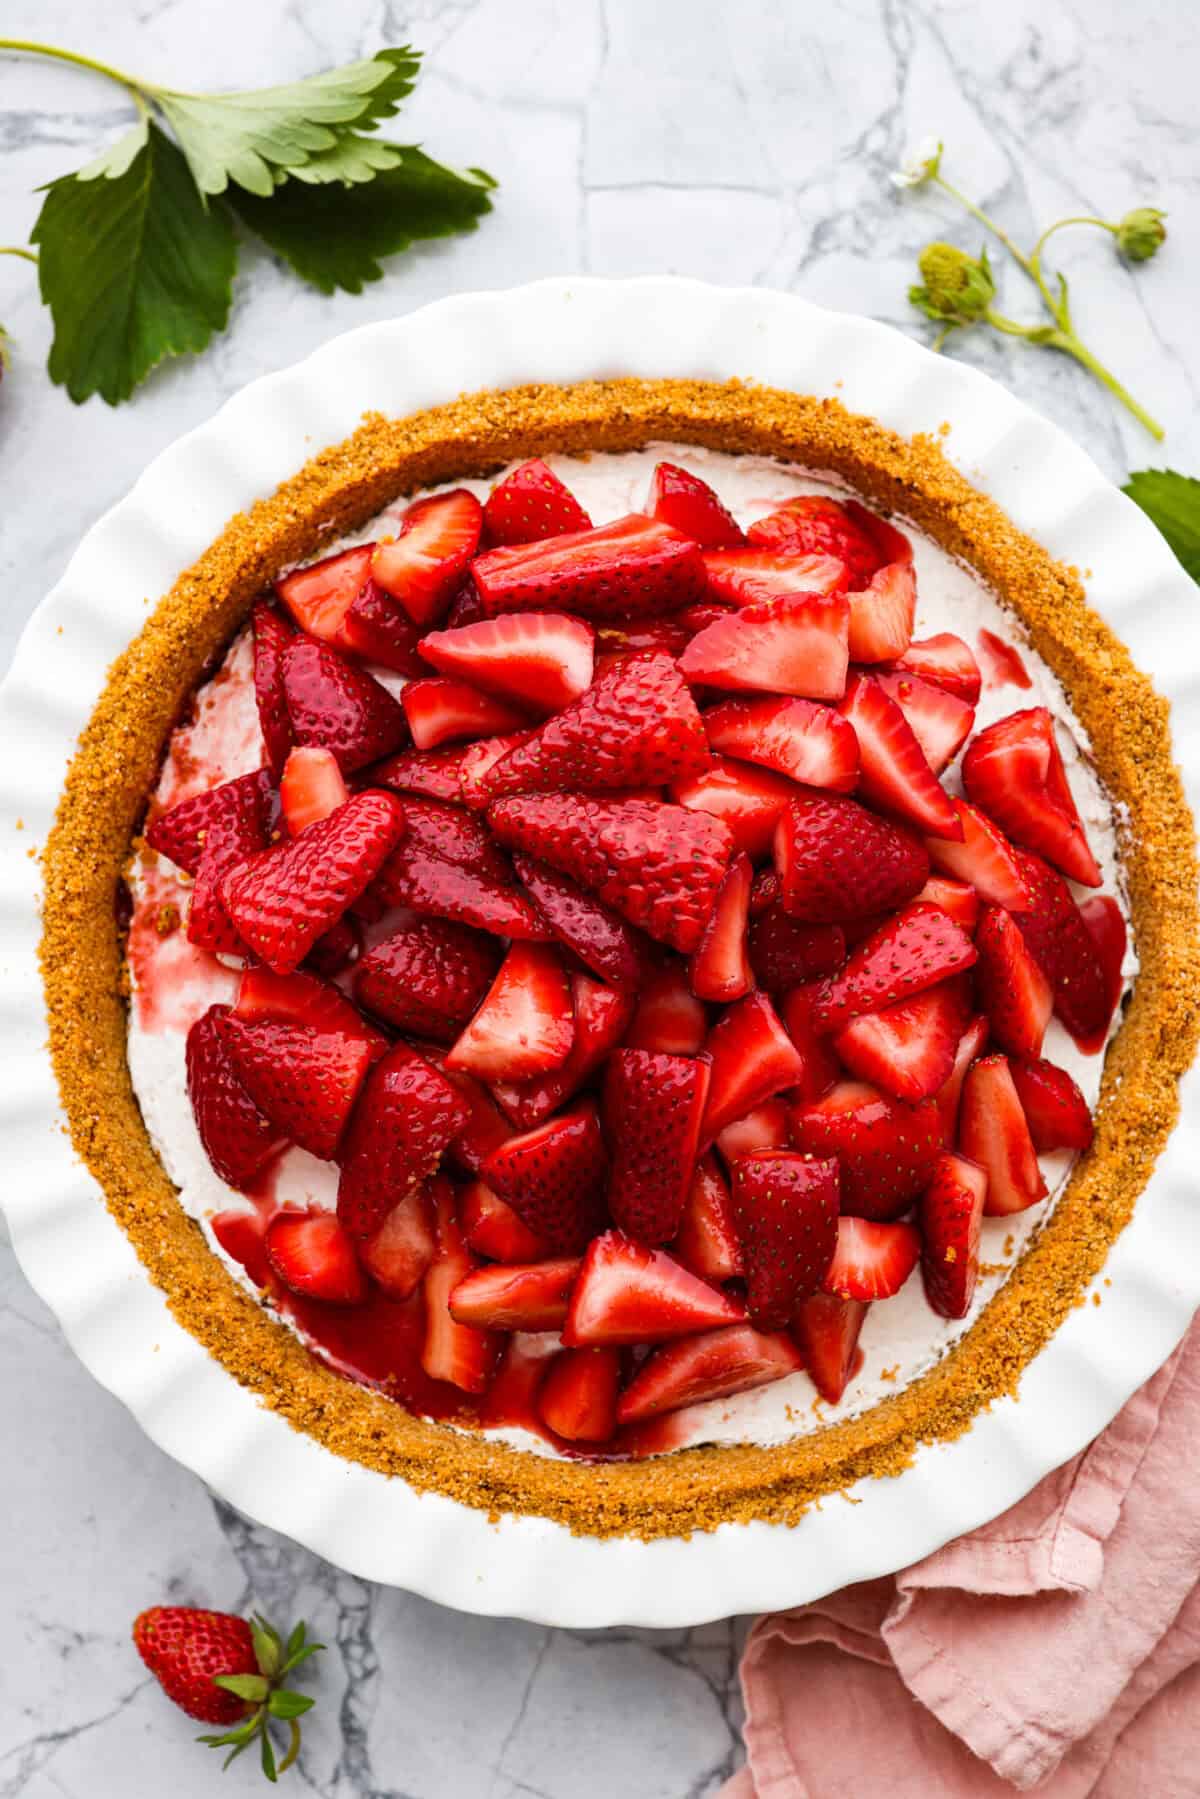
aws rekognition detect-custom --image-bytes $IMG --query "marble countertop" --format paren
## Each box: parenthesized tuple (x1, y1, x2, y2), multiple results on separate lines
(1, 1, 1196, 1793)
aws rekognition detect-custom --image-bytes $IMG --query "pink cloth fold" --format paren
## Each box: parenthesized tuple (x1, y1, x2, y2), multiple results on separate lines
(726, 1319, 1200, 1797)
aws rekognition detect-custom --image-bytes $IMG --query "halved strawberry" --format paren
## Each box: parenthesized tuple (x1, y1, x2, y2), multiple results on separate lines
(430, 1058, 514, 1174)
(341, 576, 425, 675)
(912, 875, 980, 933)
(1009, 1057, 1094, 1152)
(822, 1214, 921, 1301)
(511, 852, 650, 991)
(748, 904, 846, 993)
(618, 1323, 802, 1426)
(839, 673, 960, 839)
(773, 790, 929, 923)
(593, 618, 693, 674)
(790, 1080, 942, 1220)
(538, 1347, 620, 1443)
(359, 1185, 438, 1298)
(479, 1333, 562, 1428)
(419, 611, 593, 716)
(337, 1043, 470, 1238)
(221, 1017, 374, 1160)
(484, 458, 592, 545)
(283, 637, 409, 772)
(846, 561, 917, 664)
(421, 1179, 500, 1393)
(145, 768, 272, 879)
(703, 695, 859, 793)
(745, 495, 886, 586)
(370, 843, 550, 942)
(446, 942, 574, 1082)
(959, 1055, 1047, 1215)
(266, 1209, 366, 1304)
(779, 985, 843, 1104)
(1011, 850, 1115, 1048)
(373, 490, 484, 628)
(562, 1230, 745, 1345)
(699, 991, 805, 1144)
(384, 797, 509, 879)
(448, 1257, 582, 1330)
(605, 1049, 710, 1244)
(888, 633, 981, 705)
(1076, 895, 1126, 1051)
(679, 592, 850, 701)
(648, 461, 745, 548)
(715, 1099, 791, 1165)
(233, 965, 387, 1054)
(275, 543, 373, 648)
(810, 903, 977, 1034)
(700, 547, 848, 608)
(478, 650, 711, 801)
(671, 757, 798, 859)
(353, 918, 499, 1043)
(623, 962, 709, 1055)
(671, 1153, 743, 1281)
(221, 790, 405, 974)
(918, 1152, 987, 1320)
(963, 708, 1101, 887)
(473, 514, 706, 620)
(279, 746, 349, 836)
(460, 1179, 548, 1262)
(402, 677, 528, 751)
(732, 1151, 840, 1328)
(371, 745, 468, 806)
(875, 671, 974, 774)
(252, 603, 294, 776)
(491, 972, 634, 1131)
(976, 628, 1034, 691)
(834, 977, 970, 1103)
(306, 915, 363, 979)
(186, 1006, 283, 1189)
(791, 1293, 868, 1405)
(481, 1103, 608, 1252)
(932, 1013, 990, 1145)
(487, 793, 734, 954)
(689, 852, 753, 1003)
(925, 797, 1031, 910)
(458, 731, 536, 809)
(974, 904, 1053, 1059)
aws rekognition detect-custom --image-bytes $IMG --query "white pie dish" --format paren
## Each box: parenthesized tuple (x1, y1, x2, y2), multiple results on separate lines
(0, 275, 1197, 1627)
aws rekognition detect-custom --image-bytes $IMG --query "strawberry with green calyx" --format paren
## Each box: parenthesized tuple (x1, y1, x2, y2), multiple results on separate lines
(132, 1605, 323, 1781)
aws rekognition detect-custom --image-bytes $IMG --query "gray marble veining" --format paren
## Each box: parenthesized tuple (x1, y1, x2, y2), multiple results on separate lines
(1, 2, 1197, 1792)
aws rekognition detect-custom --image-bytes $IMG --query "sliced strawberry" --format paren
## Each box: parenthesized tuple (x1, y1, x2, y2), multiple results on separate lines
(221, 790, 405, 973)
(933, 1013, 990, 1145)
(703, 696, 859, 793)
(443, 582, 487, 630)
(594, 618, 693, 674)
(846, 562, 917, 664)
(492, 972, 634, 1131)
(251, 603, 294, 776)
(1011, 850, 1115, 1047)
(976, 628, 1034, 692)
(359, 1185, 437, 1298)
(623, 962, 709, 1055)
(448, 1256, 582, 1330)
(482, 1104, 608, 1252)
(562, 1230, 744, 1345)
(959, 1054, 1048, 1216)
(834, 977, 970, 1103)
(283, 637, 408, 772)
(478, 651, 710, 801)
(511, 852, 650, 991)
(370, 844, 550, 942)
(305, 915, 363, 979)
(458, 731, 537, 809)
(275, 543, 373, 648)
(791, 1080, 942, 1220)
(963, 708, 1101, 887)
(430, 1058, 514, 1174)
(746, 495, 885, 586)
(889, 633, 981, 705)
(478, 1332, 561, 1428)
(732, 1152, 840, 1328)
(779, 984, 843, 1104)
(913, 875, 980, 933)
(774, 790, 929, 924)
(648, 461, 745, 548)
(145, 768, 272, 878)
(689, 852, 753, 1003)
(605, 1049, 710, 1245)
(483, 458, 592, 545)
(671, 1153, 743, 1281)
(371, 743, 468, 804)
(186, 1006, 282, 1188)
(233, 965, 386, 1054)
(839, 673, 960, 839)
(342, 576, 425, 675)
(700, 547, 848, 608)
(402, 677, 527, 751)
(266, 1209, 366, 1304)
(279, 746, 348, 836)
(353, 918, 499, 1043)
(925, 797, 1031, 911)
(810, 903, 976, 1034)
(715, 1099, 791, 1165)
(421, 1178, 500, 1392)
(822, 1214, 921, 1301)
(373, 490, 483, 628)
(700, 990, 805, 1144)
(379, 795, 509, 880)
(487, 793, 734, 954)
(337, 1044, 470, 1238)
(679, 592, 850, 701)
(749, 904, 846, 993)
(419, 612, 593, 715)
(791, 1293, 868, 1405)
(918, 1152, 987, 1320)
(459, 1178, 549, 1262)
(445, 942, 574, 1082)
(671, 756, 797, 859)
(618, 1323, 802, 1426)
(538, 1346, 620, 1443)
(221, 1016, 374, 1160)
(875, 671, 974, 774)
(473, 514, 706, 620)
(1075, 895, 1127, 1051)
(974, 904, 1053, 1059)
(1009, 1057, 1094, 1152)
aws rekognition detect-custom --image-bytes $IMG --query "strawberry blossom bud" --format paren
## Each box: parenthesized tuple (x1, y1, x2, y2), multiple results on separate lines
(908, 242, 995, 330)
(1115, 207, 1166, 263)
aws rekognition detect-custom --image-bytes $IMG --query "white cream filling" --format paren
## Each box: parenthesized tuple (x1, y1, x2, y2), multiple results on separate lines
(126, 447, 1136, 1458)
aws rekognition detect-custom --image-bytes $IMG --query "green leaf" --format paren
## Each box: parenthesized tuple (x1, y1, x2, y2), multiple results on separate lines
(1122, 469, 1200, 583)
(267, 1689, 315, 1720)
(155, 48, 422, 197)
(275, 134, 406, 186)
(251, 1615, 283, 1678)
(284, 1622, 307, 1661)
(261, 1727, 278, 1783)
(213, 1672, 270, 1702)
(280, 1640, 325, 1674)
(231, 148, 495, 295)
(32, 121, 236, 405)
(76, 120, 149, 182)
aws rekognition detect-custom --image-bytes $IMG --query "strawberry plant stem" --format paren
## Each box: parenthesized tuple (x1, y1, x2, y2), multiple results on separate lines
(0, 38, 150, 114)
(0, 246, 38, 262)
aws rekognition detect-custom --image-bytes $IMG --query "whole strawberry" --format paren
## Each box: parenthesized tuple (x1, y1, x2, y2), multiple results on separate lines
(133, 1605, 322, 1779)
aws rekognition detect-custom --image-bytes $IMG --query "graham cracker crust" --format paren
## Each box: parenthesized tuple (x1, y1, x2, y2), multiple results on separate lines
(39, 377, 1200, 1538)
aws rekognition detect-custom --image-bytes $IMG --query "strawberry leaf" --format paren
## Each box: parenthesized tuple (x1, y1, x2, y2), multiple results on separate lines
(213, 1672, 270, 1702)
(267, 1689, 315, 1719)
(260, 1727, 278, 1783)
(1122, 469, 1200, 583)
(32, 121, 235, 404)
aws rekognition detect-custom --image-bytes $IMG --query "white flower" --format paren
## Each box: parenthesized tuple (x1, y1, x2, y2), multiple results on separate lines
(890, 136, 943, 190)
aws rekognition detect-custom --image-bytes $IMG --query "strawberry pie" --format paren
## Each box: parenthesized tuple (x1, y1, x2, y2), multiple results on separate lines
(42, 379, 1198, 1535)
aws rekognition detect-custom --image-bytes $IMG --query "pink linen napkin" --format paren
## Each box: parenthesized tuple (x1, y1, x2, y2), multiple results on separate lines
(723, 1318, 1200, 1797)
